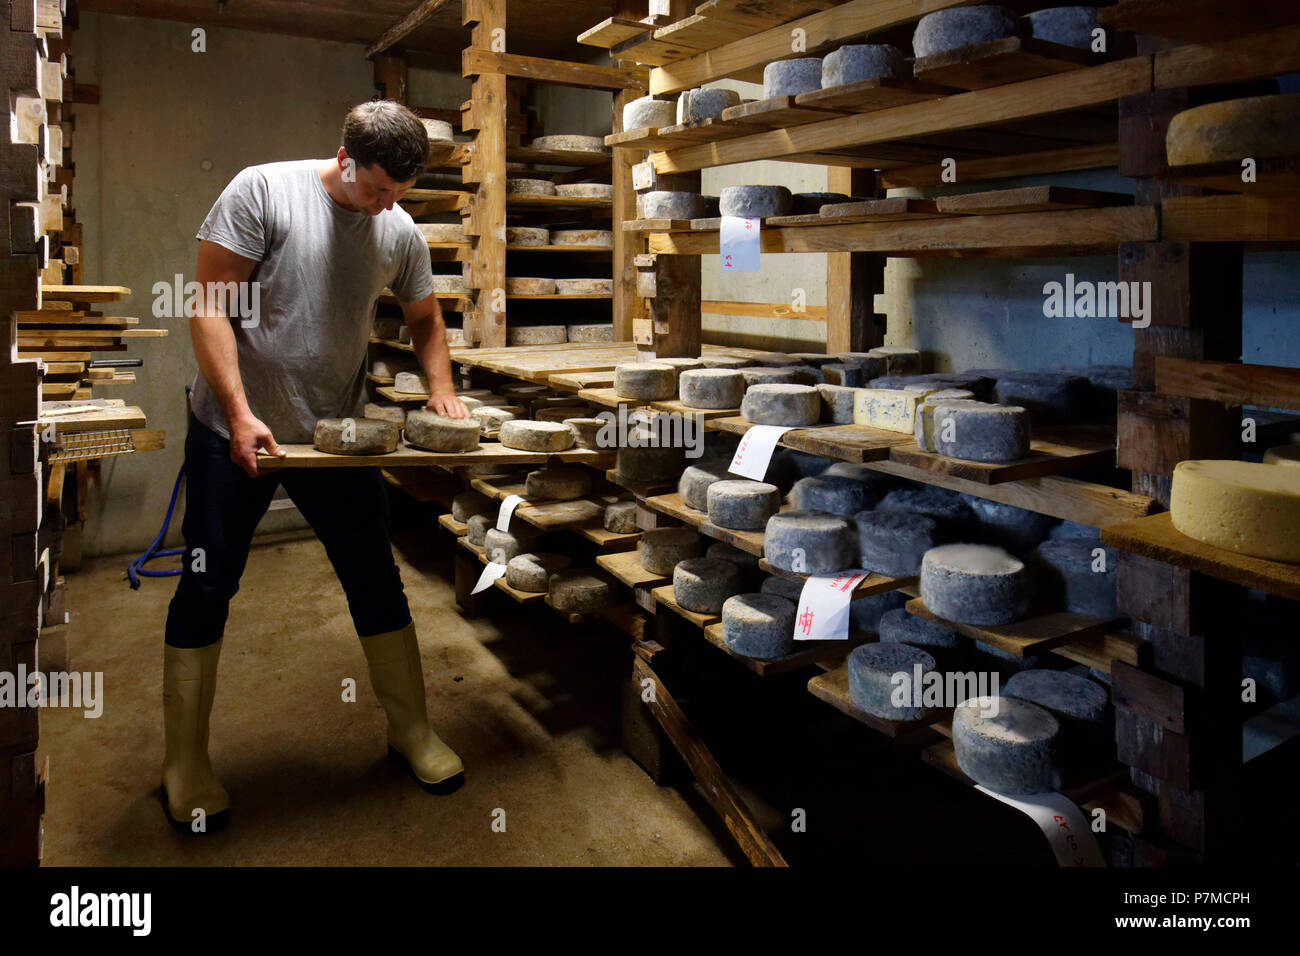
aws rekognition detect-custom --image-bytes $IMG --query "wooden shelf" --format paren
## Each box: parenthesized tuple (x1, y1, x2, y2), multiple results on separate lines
(577, 523, 640, 552)
(456, 537, 546, 604)
(885, 425, 1117, 485)
(506, 244, 614, 253)
(808, 663, 947, 738)
(1098, 0, 1300, 44)
(507, 292, 613, 299)
(757, 558, 915, 603)
(708, 416, 909, 462)
(256, 441, 613, 471)
(701, 622, 854, 676)
(578, 15, 652, 49)
(606, 469, 679, 499)
(641, 491, 770, 557)
(467, 477, 619, 532)
(912, 35, 1098, 91)
(905, 597, 1129, 660)
(933, 186, 1133, 216)
(652, 584, 720, 629)
(1160, 195, 1300, 243)
(437, 512, 468, 536)
(1101, 512, 1300, 602)
(506, 194, 613, 210)
(596, 550, 667, 589)
(1154, 357, 1300, 413)
(1163, 157, 1300, 195)
(794, 76, 952, 114)
(507, 145, 611, 167)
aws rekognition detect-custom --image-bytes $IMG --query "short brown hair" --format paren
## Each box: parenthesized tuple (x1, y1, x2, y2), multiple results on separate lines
(341, 101, 428, 182)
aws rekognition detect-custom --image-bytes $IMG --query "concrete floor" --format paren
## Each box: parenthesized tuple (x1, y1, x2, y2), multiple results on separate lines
(38, 522, 733, 866)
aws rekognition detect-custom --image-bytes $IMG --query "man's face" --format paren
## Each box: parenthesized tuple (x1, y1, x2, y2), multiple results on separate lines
(339, 151, 417, 215)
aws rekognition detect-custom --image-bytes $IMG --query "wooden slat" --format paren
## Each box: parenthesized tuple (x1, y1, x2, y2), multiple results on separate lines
(1164, 158, 1300, 196)
(641, 491, 767, 556)
(934, 186, 1132, 215)
(708, 416, 910, 462)
(1161, 195, 1300, 244)
(906, 597, 1129, 659)
(578, 16, 653, 48)
(757, 558, 915, 601)
(41, 284, 130, 301)
(597, 550, 667, 589)
(880, 142, 1120, 188)
(463, 49, 648, 91)
(1101, 512, 1300, 603)
(1153, 22, 1300, 91)
(816, 197, 945, 223)
(700, 622, 854, 675)
(808, 664, 947, 738)
(795, 76, 952, 113)
(886, 425, 1117, 485)
(913, 35, 1097, 91)
(652, 584, 720, 629)
(1051, 630, 1144, 674)
(1099, 0, 1300, 45)
(1155, 358, 1300, 412)
(720, 95, 845, 129)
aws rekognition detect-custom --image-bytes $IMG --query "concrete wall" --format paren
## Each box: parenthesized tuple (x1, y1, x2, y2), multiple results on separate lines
(74, 13, 469, 557)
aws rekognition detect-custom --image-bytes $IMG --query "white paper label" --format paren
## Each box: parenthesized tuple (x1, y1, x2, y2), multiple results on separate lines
(975, 787, 1106, 867)
(496, 494, 525, 531)
(728, 425, 793, 481)
(720, 216, 760, 273)
(794, 571, 869, 641)
(472, 561, 508, 595)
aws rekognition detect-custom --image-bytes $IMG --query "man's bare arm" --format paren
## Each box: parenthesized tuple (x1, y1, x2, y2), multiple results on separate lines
(401, 292, 469, 418)
(192, 239, 285, 476)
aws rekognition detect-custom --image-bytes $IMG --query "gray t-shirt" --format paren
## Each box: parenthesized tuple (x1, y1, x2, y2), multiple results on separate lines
(192, 159, 434, 443)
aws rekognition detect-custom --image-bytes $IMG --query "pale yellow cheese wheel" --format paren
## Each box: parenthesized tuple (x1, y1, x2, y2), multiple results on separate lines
(1166, 94, 1300, 167)
(1170, 459, 1300, 562)
(1264, 444, 1300, 468)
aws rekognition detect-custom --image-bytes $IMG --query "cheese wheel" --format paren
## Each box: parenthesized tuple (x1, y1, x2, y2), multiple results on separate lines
(623, 95, 677, 129)
(914, 399, 1031, 463)
(952, 696, 1062, 796)
(679, 368, 744, 409)
(1166, 95, 1300, 167)
(855, 509, 940, 578)
(506, 553, 572, 593)
(532, 133, 606, 152)
(505, 277, 557, 295)
(1170, 459, 1300, 562)
(640, 190, 707, 220)
(1028, 6, 1098, 49)
(466, 514, 494, 546)
(677, 87, 741, 123)
(483, 525, 542, 564)
(789, 475, 879, 516)
(505, 178, 556, 196)
(525, 466, 591, 501)
(822, 44, 905, 86)
(507, 325, 566, 346)
(920, 544, 1028, 626)
(706, 479, 781, 531)
(763, 58, 823, 98)
(554, 278, 613, 295)
(551, 229, 613, 247)
(548, 572, 612, 614)
(565, 417, 605, 448)
(817, 383, 858, 424)
(419, 222, 465, 242)
(313, 418, 398, 455)
(848, 643, 937, 721)
(741, 383, 820, 426)
(499, 420, 574, 452)
(566, 324, 614, 343)
(721, 593, 797, 660)
(679, 462, 732, 511)
(554, 183, 613, 199)
(393, 371, 429, 395)
(913, 6, 1019, 58)
(403, 411, 480, 452)
(673, 557, 743, 614)
(603, 501, 638, 534)
(614, 362, 676, 400)
(763, 511, 857, 573)
(506, 226, 549, 246)
(638, 527, 703, 576)
(719, 185, 793, 219)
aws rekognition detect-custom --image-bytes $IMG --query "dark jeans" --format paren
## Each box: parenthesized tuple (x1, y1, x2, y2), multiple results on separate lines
(164, 415, 411, 648)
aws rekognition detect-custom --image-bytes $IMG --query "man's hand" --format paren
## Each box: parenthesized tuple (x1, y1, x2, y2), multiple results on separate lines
(228, 412, 284, 477)
(426, 392, 470, 419)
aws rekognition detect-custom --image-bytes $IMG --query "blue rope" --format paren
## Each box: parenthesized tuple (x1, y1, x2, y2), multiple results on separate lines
(126, 463, 186, 589)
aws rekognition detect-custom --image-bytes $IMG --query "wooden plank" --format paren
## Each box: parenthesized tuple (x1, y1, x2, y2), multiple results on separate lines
(641, 491, 767, 556)
(632, 657, 788, 866)
(1101, 512, 1300, 603)
(652, 584, 719, 629)
(463, 49, 648, 91)
(366, 0, 455, 57)
(1051, 630, 1144, 674)
(1153, 22, 1300, 91)
(653, 57, 1152, 172)
(1112, 660, 1187, 735)
(700, 300, 827, 321)
(623, 218, 696, 233)
(720, 95, 846, 129)
(40, 284, 130, 301)
(808, 664, 947, 738)
(913, 36, 1097, 91)
(709, 416, 919, 462)
(1155, 358, 1300, 412)
(1164, 158, 1300, 196)
(816, 197, 945, 223)
(700, 622, 853, 675)
(597, 550, 667, 589)
(578, 16, 653, 49)
(880, 142, 1120, 189)
(506, 194, 613, 209)
(886, 425, 1117, 485)
(37, 402, 146, 433)
(906, 597, 1129, 659)
(935, 186, 1133, 216)
(649, 206, 1159, 257)
(757, 558, 916, 602)
(1100, 0, 1300, 45)
(507, 145, 611, 167)
(257, 441, 553, 469)
(437, 512, 468, 536)
(1162, 195, 1300, 243)
(795, 76, 952, 113)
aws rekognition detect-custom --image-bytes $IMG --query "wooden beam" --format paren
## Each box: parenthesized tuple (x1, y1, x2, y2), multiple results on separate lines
(1155, 358, 1300, 412)
(366, 0, 456, 58)
(1153, 22, 1300, 90)
(1161, 195, 1300, 243)
(652, 57, 1152, 173)
(462, 49, 648, 91)
(880, 142, 1120, 188)
(825, 166, 882, 353)
(701, 300, 827, 321)
(631, 657, 788, 867)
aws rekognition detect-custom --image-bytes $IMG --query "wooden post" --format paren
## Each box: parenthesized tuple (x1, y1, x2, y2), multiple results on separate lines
(373, 53, 408, 103)
(610, 85, 641, 343)
(646, 169, 701, 357)
(462, 0, 508, 348)
(825, 166, 885, 353)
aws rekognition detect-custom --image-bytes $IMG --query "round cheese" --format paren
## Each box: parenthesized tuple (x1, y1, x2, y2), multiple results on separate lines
(567, 324, 614, 343)
(506, 553, 572, 592)
(707, 479, 781, 531)
(764, 511, 857, 573)
(673, 557, 743, 614)
(1028, 6, 1098, 49)
(848, 643, 937, 722)
(554, 183, 613, 199)
(532, 133, 606, 152)
(499, 419, 574, 452)
(741, 383, 820, 426)
(640, 190, 707, 220)
(1166, 95, 1300, 167)
(403, 411, 480, 452)
(313, 418, 398, 455)
(623, 95, 677, 130)
(677, 87, 741, 123)
(1170, 459, 1300, 562)
(615, 362, 676, 400)
(506, 226, 549, 246)
(548, 572, 612, 614)
(525, 465, 592, 501)
(507, 325, 566, 346)
(679, 368, 744, 409)
(822, 44, 905, 86)
(952, 695, 1062, 796)
(763, 58, 823, 98)
(913, 6, 1019, 58)
(638, 527, 703, 576)
(856, 509, 940, 578)
(789, 475, 879, 516)
(920, 544, 1028, 626)
(505, 277, 557, 295)
(505, 178, 556, 196)
(603, 501, 638, 534)
(719, 185, 793, 219)
(679, 462, 732, 512)
(721, 593, 797, 660)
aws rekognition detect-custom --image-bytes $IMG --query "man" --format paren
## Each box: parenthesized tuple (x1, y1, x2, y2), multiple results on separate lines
(162, 101, 469, 833)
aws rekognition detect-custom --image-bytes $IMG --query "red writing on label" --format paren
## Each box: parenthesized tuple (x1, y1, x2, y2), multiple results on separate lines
(798, 606, 814, 636)
(1054, 814, 1085, 865)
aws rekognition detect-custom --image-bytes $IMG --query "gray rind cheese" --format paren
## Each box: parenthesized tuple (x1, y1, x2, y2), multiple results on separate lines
(789, 475, 879, 516)
(1004, 670, 1110, 736)
(505, 178, 556, 196)
(532, 133, 607, 152)
(451, 490, 494, 522)
(764, 511, 858, 573)
(483, 525, 542, 564)
(702, 354, 754, 370)
(821, 364, 866, 388)
(603, 501, 638, 534)
(499, 419, 575, 452)
(679, 462, 732, 512)
(920, 544, 1029, 626)
(878, 487, 973, 534)
(393, 371, 429, 394)
(741, 367, 806, 388)
(679, 368, 745, 409)
(1027, 539, 1117, 617)
(912, 5, 1020, 58)
(507, 325, 566, 346)
(552, 228, 614, 247)
(422, 118, 454, 142)
(673, 557, 744, 614)
(677, 86, 741, 122)
(548, 572, 613, 614)
(1028, 6, 1098, 49)
(879, 607, 966, 672)
(617, 440, 684, 483)
(721, 593, 798, 660)
(555, 278, 613, 295)
(313, 418, 399, 455)
(952, 696, 1062, 796)
(719, 184, 794, 219)
(525, 466, 592, 501)
(707, 541, 761, 576)
(707, 479, 781, 531)
(914, 399, 1031, 463)
(1166, 94, 1300, 166)
(992, 371, 1090, 424)
(641, 190, 707, 220)
(836, 353, 888, 379)
(506, 226, 549, 246)
(554, 183, 613, 199)
(867, 346, 922, 376)
(763, 57, 824, 97)
(471, 406, 515, 434)
(403, 411, 480, 452)
(505, 277, 558, 295)
(962, 494, 1058, 555)
(848, 643, 937, 722)
(817, 384, 858, 424)
(506, 553, 573, 593)
(363, 404, 406, 427)
(855, 509, 940, 578)
(822, 43, 906, 86)
(565, 417, 605, 448)
(790, 192, 851, 215)
(623, 95, 677, 130)
(847, 590, 909, 633)
(614, 362, 677, 400)
(638, 527, 703, 576)
(466, 514, 494, 546)
(741, 384, 821, 426)
(770, 365, 821, 386)
(418, 222, 465, 242)
(759, 575, 804, 602)
(566, 324, 614, 343)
